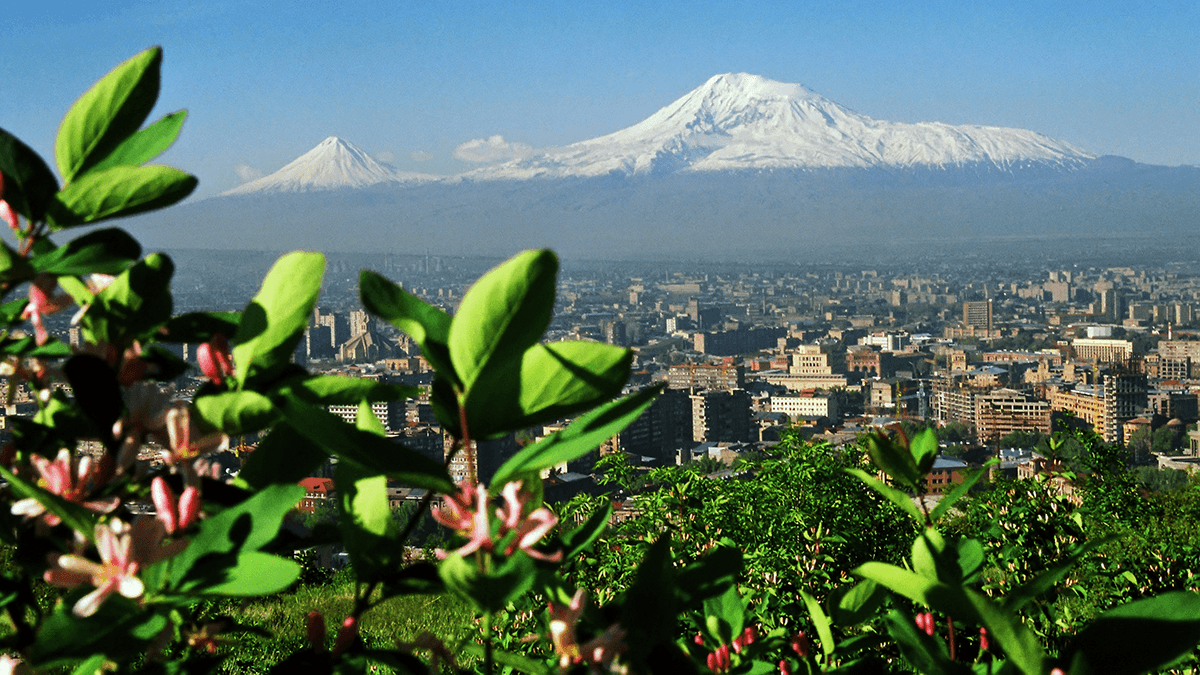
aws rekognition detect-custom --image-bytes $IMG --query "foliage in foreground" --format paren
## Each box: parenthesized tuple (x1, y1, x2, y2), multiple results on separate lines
(0, 46, 1198, 675)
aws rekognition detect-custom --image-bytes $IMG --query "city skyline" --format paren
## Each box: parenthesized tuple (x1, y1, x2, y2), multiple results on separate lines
(3, 1, 1197, 199)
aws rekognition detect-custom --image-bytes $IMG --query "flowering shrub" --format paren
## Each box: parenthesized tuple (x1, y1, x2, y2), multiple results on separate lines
(0, 47, 1198, 675)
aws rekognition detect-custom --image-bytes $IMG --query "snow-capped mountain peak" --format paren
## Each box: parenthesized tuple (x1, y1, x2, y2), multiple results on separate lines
(222, 136, 439, 195)
(464, 73, 1094, 179)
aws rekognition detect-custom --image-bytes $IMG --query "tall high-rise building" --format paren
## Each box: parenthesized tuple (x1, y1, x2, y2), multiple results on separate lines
(963, 300, 993, 331)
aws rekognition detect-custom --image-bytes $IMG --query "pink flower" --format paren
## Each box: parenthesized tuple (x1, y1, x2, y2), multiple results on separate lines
(307, 612, 327, 651)
(915, 612, 936, 636)
(22, 274, 72, 345)
(431, 482, 494, 558)
(163, 404, 228, 464)
(151, 476, 201, 535)
(332, 616, 357, 656)
(44, 517, 185, 617)
(0, 201, 17, 233)
(196, 334, 234, 385)
(547, 589, 626, 672)
(790, 632, 809, 657)
(112, 382, 172, 468)
(10, 449, 119, 526)
(980, 626, 989, 651)
(496, 481, 562, 562)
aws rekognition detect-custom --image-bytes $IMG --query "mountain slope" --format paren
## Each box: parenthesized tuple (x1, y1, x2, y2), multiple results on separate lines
(465, 73, 1093, 179)
(221, 136, 440, 195)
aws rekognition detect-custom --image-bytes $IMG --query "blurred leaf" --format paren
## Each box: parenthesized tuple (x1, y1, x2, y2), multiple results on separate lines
(560, 502, 612, 561)
(800, 589, 835, 658)
(0, 127, 59, 222)
(703, 583, 744, 645)
(439, 551, 535, 614)
(31, 227, 141, 276)
(86, 252, 173, 344)
(232, 252, 324, 387)
(283, 374, 418, 406)
(235, 422, 328, 490)
(490, 385, 660, 488)
(48, 165, 196, 228)
(677, 545, 742, 606)
(967, 589, 1045, 675)
(864, 433, 921, 490)
(1063, 591, 1200, 675)
(854, 562, 978, 622)
(56, 46, 161, 182)
(334, 401, 401, 581)
(882, 610, 963, 675)
(160, 311, 240, 343)
(29, 596, 167, 669)
(910, 428, 938, 476)
(829, 579, 886, 627)
(88, 110, 186, 173)
(63, 354, 122, 440)
(194, 391, 278, 435)
(929, 463, 992, 522)
(0, 462, 96, 540)
(448, 249, 556, 396)
(620, 535, 677, 667)
(382, 562, 444, 597)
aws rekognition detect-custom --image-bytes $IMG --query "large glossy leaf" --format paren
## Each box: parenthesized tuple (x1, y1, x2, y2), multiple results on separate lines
(31, 227, 141, 275)
(439, 551, 535, 614)
(929, 463, 992, 522)
(48, 165, 197, 228)
(676, 545, 742, 606)
(170, 483, 303, 588)
(448, 249, 557, 395)
(620, 535, 678, 667)
(0, 463, 96, 540)
(1063, 592, 1200, 675)
(910, 428, 939, 476)
(334, 401, 402, 581)
(967, 590, 1045, 675)
(275, 396, 454, 493)
(829, 579, 886, 627)
(703, 584, 744, 645)
(845, 468, 922, 522)
(85, 252, 173, 344)
(359, 270, 454, 378)
(55, 46, 161, 183)
(0, 127, 59, 222)
(853, 561, 978, 622)
(864, 433, 921, 489)
(233, 252, 325, 387)
(87, 110, 186, 173)
(490, 384, 660, 488)
(28, 596, 167, 669)
(179, 551, 300, 596)
(160, 310, 241, 343)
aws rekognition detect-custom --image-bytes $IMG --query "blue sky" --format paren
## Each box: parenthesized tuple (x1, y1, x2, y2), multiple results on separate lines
(3, 0, 1197, 197)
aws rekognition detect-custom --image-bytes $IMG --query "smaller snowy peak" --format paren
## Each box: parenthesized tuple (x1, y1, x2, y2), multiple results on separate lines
(222, 136, 440, 196)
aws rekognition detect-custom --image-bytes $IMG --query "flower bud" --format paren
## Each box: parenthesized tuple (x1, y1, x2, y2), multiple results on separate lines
(790, 632, 809, 657)
(333, 616, 357, 656)
(693, 633, 705, 646)
(151, 477, 178, 534)
(980, 626, 989, 651)
(306, 612, 326, 651)
(178, 486, 201, 530)
(779, 659, 793, 675)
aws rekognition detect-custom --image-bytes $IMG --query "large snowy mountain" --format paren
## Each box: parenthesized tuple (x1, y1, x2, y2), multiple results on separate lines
(221, 136, 439, 195)
(141, 74, 1196, 259)
(465, 73, 1093, 179)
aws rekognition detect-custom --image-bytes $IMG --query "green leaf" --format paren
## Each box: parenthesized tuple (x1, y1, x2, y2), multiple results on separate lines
(448, 249, 557, 396)
(439, 551, 535, 614)
(56, 46, 161, 183)
(0, 127, 59, 222)
(1003, 538, 1110, 613)
(845, 468, 922, 521)
(235, 422, 329, 490)
(170, 484, 304, 588)
(882, 610, 962, 675)
(966, 589, 1045, 675)
(274, 396, 454, 493)
(829, 579, 886, 627)
(194, 391, 278, 434)
(334, 401, 401, 580)
(461, 644, 551, 675)
(63, 354, 123, 439)
(30, 227, 141, 275)
(910, 428, 939, 476)
(620, 535, 678, 667)
(911, 528, 948, 581)
(70, 654, 108, 675)
(800, 589, 836, 659)
(0, 240, 33, 282)
(864, 433, 921, 489)
(29, 596, 167, 669)
(853, 562, 979, 622)
(703, 583, 744, 645)
(84, 252, 173, 344)
(179, 551, 300, 596)
(381, 562, 444, 597)
(283, 374, 418, 406)
(1063, 592, 1200, 675)
(490, 385, 660, 488)
(87, 110, 186, 172)
(560, 502, 612, 561)
(677, 545, 742, 606)
(48, 165, 197, 228)
(359, 270, 454, 378)
(233, 252, 325, 387)
(160, 311, 241, 343)
(929, 463, 992, 522)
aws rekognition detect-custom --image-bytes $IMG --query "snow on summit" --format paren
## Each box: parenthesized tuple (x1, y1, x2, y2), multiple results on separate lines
(222, 136, 439, 195)
(466, 73, 1094, 179)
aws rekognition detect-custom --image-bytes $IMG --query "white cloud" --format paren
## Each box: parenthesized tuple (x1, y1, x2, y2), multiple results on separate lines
(375, 151, 395, 163)
(453, 135, 532, 163)
(235, 164, 263, 182)
(410, 150, 434, 162)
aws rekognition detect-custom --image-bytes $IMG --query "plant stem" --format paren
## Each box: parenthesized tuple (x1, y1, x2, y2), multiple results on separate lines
(482, 611, 494, 675)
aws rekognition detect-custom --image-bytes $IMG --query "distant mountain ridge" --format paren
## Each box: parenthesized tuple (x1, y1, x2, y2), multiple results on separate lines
(221, 136, 439, 195)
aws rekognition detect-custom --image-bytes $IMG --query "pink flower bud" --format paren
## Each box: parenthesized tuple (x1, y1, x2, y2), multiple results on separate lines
(779, 659, 793, 675)
(980, 626, 989, 651)
(178, 486, 201, 530)
(693, 633, 705, 646)
(151, 477, 178, 534)
(915, 612, 935, 636)
(790, 632, 809, 657)
(306, 612, 326, 651)
(742, 626, 757, 645)
(0, 200, 15, 232)
(706, 652, 717, 671)
(197, 334, 234, 385)
(332, 616, 357, 656)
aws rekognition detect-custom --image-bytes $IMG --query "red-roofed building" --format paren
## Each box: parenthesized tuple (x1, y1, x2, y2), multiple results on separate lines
(298, 477, 335, 513)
